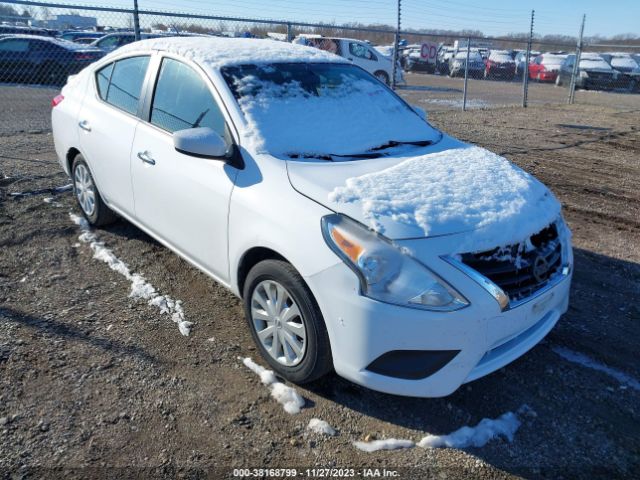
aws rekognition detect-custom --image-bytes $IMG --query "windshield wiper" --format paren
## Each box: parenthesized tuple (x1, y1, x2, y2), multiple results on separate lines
(371, 139, 434, 151)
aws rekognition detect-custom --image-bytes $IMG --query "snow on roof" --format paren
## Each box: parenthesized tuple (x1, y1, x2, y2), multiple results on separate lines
(329, 145, 561, 250)
(115, 36, 346, 68)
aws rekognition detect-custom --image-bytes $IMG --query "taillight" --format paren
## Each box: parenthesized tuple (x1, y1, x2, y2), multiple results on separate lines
(51, 94, 64, 108)
(75, 53, 93, 61)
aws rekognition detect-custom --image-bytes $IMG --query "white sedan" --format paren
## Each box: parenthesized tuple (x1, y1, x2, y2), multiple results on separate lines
(52, 37, 572, 397)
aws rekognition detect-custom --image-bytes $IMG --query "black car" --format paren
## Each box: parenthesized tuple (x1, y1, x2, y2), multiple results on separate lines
(0, 35, 103, 86)
(555, 53, 627, 91)
(91, 32, 163, 52)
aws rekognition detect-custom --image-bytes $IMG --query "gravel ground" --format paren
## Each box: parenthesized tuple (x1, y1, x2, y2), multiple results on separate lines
(0, 87, 639, 479)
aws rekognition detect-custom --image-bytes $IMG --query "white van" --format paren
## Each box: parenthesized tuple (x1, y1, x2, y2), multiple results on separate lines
(293, 35, 402, 85)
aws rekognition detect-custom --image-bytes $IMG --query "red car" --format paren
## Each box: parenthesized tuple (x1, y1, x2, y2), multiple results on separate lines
(528, 54, 567, 82)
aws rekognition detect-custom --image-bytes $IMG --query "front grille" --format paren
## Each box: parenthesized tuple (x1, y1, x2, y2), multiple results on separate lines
(461, 223, 562, 303)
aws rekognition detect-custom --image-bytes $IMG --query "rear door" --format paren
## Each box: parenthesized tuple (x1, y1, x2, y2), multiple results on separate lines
(77, 55, 150, 215)
(130, 56, 238, 280)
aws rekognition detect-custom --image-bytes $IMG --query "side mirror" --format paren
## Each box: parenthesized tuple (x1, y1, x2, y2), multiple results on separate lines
(173, 127, 228, 159)
(412, 105, 427, 121)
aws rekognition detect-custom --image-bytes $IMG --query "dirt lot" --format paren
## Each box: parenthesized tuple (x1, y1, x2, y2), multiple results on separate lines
(1, 86, 639, 479)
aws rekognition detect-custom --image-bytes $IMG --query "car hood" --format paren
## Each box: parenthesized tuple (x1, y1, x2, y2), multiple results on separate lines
(286, 135, 561, 253)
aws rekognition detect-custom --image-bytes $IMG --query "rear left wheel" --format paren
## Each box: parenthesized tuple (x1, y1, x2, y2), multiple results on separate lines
(72, 154, 117, 226)
(374, 70, 390, 85)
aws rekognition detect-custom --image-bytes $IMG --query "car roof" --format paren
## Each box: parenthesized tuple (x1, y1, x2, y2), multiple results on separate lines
(113, 36, 347, 68)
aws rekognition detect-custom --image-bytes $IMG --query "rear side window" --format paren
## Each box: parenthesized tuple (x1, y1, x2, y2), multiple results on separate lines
(150, 58, 226, 136)
(96, 62, 114, 100)
(102, 56, 149, 115)
(0, 39, 29, 52)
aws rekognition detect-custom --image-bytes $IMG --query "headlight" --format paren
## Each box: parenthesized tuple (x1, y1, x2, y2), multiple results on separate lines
(321, 214, 469, 311)
(579, 70, 589, 78)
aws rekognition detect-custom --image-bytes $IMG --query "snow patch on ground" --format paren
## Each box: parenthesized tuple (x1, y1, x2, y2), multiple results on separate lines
(69, 213, 192, 336)
(552, 346, 640, 391)
(43, 197, 62, 207)
(417, 411, 521, 449)
(422, 98, 490, 109)
(353, 438, 415, 452)
(241, 357, 305, 414)
(307, 418, 337, 436)
(329, 145, 560, 251)
(355, 406, 530, 453)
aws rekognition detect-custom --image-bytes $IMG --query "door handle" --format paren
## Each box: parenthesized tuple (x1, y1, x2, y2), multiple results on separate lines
(137, 151, 156, 165)
(78, 120, 91, 132)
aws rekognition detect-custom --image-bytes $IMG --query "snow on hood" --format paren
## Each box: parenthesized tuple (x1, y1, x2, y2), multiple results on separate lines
(113, 36, 344, 69)
(288, 140, 561, 251)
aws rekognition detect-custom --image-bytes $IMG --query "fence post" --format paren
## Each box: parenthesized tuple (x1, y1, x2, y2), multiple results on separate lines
(391, 0, 402, 90)
(568, 14, 586, 105)
(133, 0, 141, 40)
(286, 22, 292, 42)
(462, 38, 470, 111)
(522, 10, 534, 108)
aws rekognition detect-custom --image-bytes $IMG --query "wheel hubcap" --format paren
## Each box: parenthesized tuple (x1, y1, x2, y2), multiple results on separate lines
(251, 280, 306, 367)
(74, 164, 96, 216)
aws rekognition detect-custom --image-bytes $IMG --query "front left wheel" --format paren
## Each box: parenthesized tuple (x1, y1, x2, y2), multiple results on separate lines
(243, 259, 333, 384)
(72, 154, 117, 226)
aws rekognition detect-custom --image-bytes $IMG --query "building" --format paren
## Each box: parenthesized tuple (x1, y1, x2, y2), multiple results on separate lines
(34, 14, 98, 30)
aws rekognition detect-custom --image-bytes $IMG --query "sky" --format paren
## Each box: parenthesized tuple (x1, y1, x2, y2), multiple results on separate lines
(20, 0, 640, 38)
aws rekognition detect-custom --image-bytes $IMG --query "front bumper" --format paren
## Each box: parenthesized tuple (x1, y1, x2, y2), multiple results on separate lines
(306, 257, 572, 397)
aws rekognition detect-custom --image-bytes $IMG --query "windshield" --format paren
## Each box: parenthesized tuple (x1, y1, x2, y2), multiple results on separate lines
(580, 56, 611, 70)
(542, 55, 565, 66)
(611, 56, 638, 69)
(221, 62, 439, 158)
(455, 51, 482, 61)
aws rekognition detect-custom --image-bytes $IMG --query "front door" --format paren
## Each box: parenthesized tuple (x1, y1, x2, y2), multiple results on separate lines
(130, 57, 238, 281)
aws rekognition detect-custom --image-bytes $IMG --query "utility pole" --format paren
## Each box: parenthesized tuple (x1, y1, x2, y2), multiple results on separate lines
(522, 10, 534, 107)
(133, 0, 141, 41)
(462, 38, 470, 111)
(568, 14, 586, 104)
(391, 0, 401, 89)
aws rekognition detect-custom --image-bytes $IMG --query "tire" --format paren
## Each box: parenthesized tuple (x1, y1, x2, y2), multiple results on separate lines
(71, 154, 117, 226)
(243, 259, 333, 384)
(374, 70, 389, 85)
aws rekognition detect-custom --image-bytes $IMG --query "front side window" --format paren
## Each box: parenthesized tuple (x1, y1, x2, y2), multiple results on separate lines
(349, 42, 376, 61)
(104, 56, 149, 115)
(97, 35, 120, 49)
(150, 58, 227, 137)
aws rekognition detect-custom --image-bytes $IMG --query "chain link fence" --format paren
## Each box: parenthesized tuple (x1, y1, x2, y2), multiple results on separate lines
(0, 0, 639, 134)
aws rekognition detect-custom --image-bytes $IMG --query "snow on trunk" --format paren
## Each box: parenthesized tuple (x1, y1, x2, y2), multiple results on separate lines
(69, 213, 193, 336)
(241, 357, 305, 414)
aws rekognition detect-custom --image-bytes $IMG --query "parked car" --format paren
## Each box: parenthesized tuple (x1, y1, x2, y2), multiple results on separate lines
(91, 32, 163, 52)
(0, 35, 103, 85)
(600, 52, 639, 73)
(437, 46, 455, 75)
(0, 25, 56, 37)
(293, 36, 402, 85)
(556, 53, 625, 90)
(484, 50, 516, 80)
(514, 50, 540, 76)
(402, 45, 436, 74)
(59, 31, 104, 43)
(528, 54, 566, 82)
(52, 37, 572, 397)
(449, 50, 484, 78)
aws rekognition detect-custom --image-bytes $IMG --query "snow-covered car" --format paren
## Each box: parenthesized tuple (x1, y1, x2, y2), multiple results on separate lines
(484, 50, 516, 80)
(556, 53, 628, 90)
(449, 50, 485, 78)
(601, 52, 640, 91)
(52, 37, 572, 398)
(294, 35, 402, 85)
(514, 50, 540, 76)
(528, 54, 567, 82)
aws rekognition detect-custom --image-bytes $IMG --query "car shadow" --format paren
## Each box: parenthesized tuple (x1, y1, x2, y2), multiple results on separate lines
(0, 305, 158, 365)
(303, 247, 639, 478)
